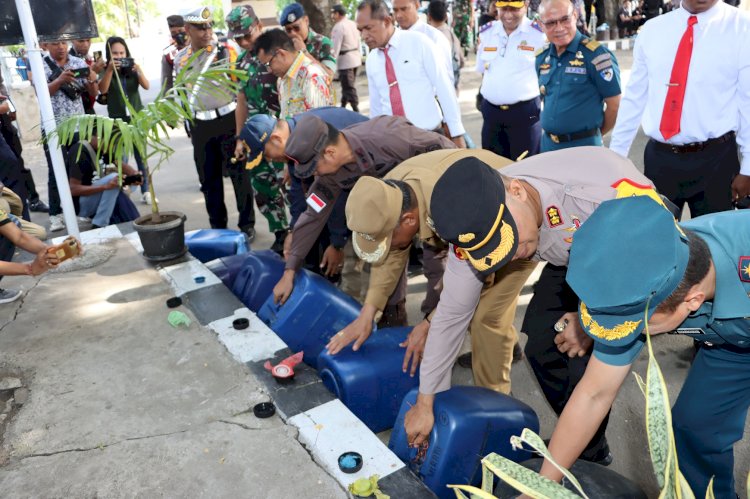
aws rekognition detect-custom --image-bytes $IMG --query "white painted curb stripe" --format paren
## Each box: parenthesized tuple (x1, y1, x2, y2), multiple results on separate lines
(209, 308, 288, 364)
(289, 399, 405, 485)
(158, 259, 222, 295)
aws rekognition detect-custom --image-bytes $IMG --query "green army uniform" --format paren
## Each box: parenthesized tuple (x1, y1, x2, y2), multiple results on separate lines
(452, 0, 473, 52)
(535, 32, 621, 152)
(305, 29, 337, 74)
(227, 6, 289, 234)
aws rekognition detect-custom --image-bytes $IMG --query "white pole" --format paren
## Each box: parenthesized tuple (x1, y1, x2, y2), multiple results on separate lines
(14, 0, 80, 239)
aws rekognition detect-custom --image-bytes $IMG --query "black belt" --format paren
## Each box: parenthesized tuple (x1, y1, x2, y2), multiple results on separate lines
(546, 129, 598, 144)
(339, 48, 358, 54)
(488, 97, 537, 111)
(650, 131, 735, 154)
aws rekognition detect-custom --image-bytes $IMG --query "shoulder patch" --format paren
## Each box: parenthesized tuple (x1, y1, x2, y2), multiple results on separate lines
(530, 19, 543, 32)
(479, 21, 494, 34)
(739, 256, 750, 282)
(584, 39, 600, 51)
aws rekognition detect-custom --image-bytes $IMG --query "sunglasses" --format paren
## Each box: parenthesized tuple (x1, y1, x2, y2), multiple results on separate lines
(541, 14, 573, 28)
(284, 23, 304, 33)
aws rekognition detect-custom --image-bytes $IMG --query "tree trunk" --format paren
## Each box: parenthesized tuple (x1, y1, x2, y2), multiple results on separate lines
(299, 0, 334, 36)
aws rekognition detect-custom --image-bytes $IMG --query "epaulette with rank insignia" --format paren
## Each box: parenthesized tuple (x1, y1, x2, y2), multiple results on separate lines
(535, 44, 548, 57)
(583, 38, 600, 51)
(479, 21, 494, 34)
(530, 19, 543, 32)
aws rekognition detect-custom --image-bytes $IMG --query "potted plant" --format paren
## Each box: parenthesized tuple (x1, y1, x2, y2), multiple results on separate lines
(52, 50, 245, 261)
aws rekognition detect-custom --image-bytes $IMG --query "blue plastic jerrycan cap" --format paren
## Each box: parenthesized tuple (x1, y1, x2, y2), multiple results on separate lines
(338, 451, 363, 473)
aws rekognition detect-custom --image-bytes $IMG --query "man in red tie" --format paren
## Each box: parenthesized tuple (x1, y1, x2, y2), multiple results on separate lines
(355, 0, 467, 148)
(609, 0, 750, 216)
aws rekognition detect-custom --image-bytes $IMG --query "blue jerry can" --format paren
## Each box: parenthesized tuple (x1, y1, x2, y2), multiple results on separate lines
(317, 327, 419, 433)
(257, 270, 361, 369)
(389, 386, 540, 499)
(228, 250, 285, 313)
(204, 254, 248, 290)
(185, 229, 249, 263)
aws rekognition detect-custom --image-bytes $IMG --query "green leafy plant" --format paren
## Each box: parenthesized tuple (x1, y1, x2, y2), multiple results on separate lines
(50, 49, 246, 223)
(449, 313, 748, 499)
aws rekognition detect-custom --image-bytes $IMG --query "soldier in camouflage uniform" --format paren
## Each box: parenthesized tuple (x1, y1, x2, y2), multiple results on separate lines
(452, 0, 475, 55)
(280, 3, 337, 77)
(227, 5, 290, 253)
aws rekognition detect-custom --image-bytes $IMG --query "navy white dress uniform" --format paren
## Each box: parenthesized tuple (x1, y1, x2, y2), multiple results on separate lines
(423, 147, 663, 462)
(609, 0, 750, 217)
(566, 196, 750, 498)
(536, 31, 621, 152)
(175, 7, 255, 234)
(476, 12, 546, 159)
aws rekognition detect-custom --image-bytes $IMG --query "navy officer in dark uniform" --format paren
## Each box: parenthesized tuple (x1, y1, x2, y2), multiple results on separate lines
(539, 195, 750, 498)
(535, 0, 621, 152)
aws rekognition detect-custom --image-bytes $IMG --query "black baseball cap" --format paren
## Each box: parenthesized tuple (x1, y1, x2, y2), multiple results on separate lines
(284, 114, 330, 178)
(430, 158, 519, 275)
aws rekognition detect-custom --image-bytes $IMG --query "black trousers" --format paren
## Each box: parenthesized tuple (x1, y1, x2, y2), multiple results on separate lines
(644, 135, 739, 218)
(338, 68, 359, 111)
(522, 264, 611, 456)
(190, 112, 255, 231)
(0, 133, 30, 221)
(481, 97, 541, 160)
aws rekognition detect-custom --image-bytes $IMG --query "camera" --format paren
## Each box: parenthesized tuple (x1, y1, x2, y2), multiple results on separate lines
(117, 57, 135, 75)
(122, 173, 143, 186)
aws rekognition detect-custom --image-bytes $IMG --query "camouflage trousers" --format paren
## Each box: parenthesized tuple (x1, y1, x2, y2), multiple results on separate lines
(454, 20, 472, 48)
(248, 159, 289, 233)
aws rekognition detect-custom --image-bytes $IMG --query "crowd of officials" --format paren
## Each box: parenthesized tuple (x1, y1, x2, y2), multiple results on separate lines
(0, 0, 748, 495)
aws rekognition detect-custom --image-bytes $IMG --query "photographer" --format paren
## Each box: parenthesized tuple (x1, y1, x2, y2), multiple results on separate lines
(37, 41, 98, 232)
(98, 37, 153, 205)
(66, 139, 142, 230)
(70, 38, 106, 114)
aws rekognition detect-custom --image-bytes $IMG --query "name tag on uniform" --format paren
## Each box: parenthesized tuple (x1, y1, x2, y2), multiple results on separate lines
(484, 47, 498, 52)
(674, 328, 705, 335)
(306, 193, 327, 213)
(565, 67, 587, 75)
(518, 45, 536, 52)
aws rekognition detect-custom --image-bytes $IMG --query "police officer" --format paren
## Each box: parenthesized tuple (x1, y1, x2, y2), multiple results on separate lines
(404, 147, 667, 466)
(175, 7, 255, 238)
(540, 196, 750, 498)
(536, 0, 621, 152)
(477, 0, 546, 159)
(238, 108, 367, 272)
(270, 115, 456, 309)
(227, 5, 290, 253)
(280, 3, 337, 77)
(326, 150, 529, 394)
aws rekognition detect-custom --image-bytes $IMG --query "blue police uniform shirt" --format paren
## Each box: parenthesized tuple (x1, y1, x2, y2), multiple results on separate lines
(286, 107, 369, 244)
(536, 31, 621, 139)
(593, 210, 750, 366)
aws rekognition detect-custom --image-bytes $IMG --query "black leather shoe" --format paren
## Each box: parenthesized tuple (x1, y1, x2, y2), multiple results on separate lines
(243, 227, 256, 243)
(271, 230, 288, 255)
(377, 300, 407, 328)
(29, 199, 49, 213)
(457, 352, 472, 368)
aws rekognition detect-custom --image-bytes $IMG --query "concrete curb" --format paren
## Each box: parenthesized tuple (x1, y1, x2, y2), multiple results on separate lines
(605, 38, 635, 51)
(72, 225, 437, 497)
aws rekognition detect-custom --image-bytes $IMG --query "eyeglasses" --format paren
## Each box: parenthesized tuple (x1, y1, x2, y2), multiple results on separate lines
(541, 14, 573, 28)
(263, 50, 280, 68)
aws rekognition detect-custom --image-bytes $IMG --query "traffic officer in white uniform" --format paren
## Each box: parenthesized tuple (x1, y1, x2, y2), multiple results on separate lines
(477, 0, 546, 160)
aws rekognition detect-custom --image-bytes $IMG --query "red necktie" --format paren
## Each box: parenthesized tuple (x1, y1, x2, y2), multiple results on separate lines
(659, 15, 698, 141)
(382, 46, 405, 117)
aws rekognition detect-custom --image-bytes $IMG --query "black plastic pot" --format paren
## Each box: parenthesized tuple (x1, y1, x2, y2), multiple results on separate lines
(133, 211, 187, 262)
(494, 458, 647, 498)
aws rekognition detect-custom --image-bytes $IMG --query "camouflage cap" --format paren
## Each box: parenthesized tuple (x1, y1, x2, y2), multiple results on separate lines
(226, 5, 259, 38)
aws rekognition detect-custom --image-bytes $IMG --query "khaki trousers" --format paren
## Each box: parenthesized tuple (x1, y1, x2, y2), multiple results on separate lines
(469, 259, 538, 394)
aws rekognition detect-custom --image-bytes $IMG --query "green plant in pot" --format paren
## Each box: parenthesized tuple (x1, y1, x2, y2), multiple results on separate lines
(51, 50, 245, 261)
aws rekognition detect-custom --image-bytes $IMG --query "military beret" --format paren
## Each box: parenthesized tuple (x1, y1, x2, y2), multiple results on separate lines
(280, 3, 306, 26)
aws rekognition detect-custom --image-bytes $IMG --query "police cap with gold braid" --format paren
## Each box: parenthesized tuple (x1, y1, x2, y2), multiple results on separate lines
(566, 196, 689, 366)
(184, 6, 214, 25)
(496, 0, 526, 8)
(430, 157, 519, 276)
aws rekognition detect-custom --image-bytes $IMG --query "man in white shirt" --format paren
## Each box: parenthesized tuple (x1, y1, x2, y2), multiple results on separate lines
(609, 0, 750, 216)
(331, 4, 363, 112)
(391, 0, 454, 82)
(356, 0, 467, 148)
(476, 0, 546, 159)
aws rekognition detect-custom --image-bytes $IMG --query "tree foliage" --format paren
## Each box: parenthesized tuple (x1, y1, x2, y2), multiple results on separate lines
(92, 0, 159, 40)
